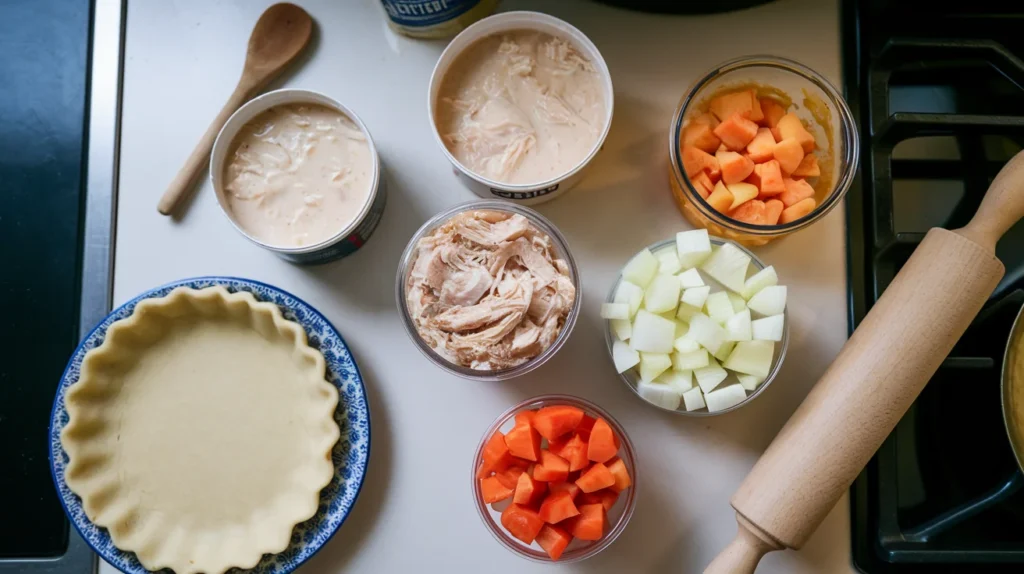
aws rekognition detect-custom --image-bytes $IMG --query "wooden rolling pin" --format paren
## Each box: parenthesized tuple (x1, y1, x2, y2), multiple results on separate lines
(705, 150, 1024, 574)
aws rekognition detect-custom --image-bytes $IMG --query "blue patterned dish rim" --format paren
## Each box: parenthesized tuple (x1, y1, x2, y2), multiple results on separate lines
(47, 276, 371, 574)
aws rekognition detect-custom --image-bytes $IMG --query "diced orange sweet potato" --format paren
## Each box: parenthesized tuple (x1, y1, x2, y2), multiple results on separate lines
(792, 153, 820, 177)
(682, 121, 721, 153)
(706, 181, 733, 214)
(759, 97, 787, 128)
(536, 524, 573, 561)
(557, 434, 589, 472)
(533, 406, 585, 441)
(746, 128, 777, 163)
(692, 171, 714, 199)
(539, 490, 581, 524)
(746, 163, 763, 189)
(693, 112, 720, 129)
(586, 418, 620, 463)
(576, 462, 616, 493)
(776, 113, 816, 153)
(764, 199, 784, 225)
(758, 160, 785, 195)
(779, 197, 817, 223)
(478, 431, 512, 479)
(533, 450, 570, 482)
(682, 145, 719, 179)
(726, 183, 758, 210)
(579, 489, 619, 512)
(567, 503, 606, 541)
(514, 471, 547, 507)
(716, 150, 755, 185)
(773, 138, 805, 175)
(501, 503, 545, 544)
(606, 458, 632, 493)
(709, 89, 756, 121)
(780, 177, 816, 207)
(495, 465, 526, 490)
(505, 414, 542, 462)
(714, 113, 760, 151)
(748, 92, 765, 123)
(576, 416, 597, 442)
(481, 476, 515, 504)
(549, 481, 580, 500)
(731, 199, 767, 225)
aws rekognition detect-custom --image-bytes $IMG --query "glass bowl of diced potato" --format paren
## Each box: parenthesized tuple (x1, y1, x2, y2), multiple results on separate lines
(602, 230, 789, 416)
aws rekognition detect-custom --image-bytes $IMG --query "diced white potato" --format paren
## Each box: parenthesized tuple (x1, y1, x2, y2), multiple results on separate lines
(657, 251, 683, 276)
(674, 320, 689, 339)
(677, 268, 705, 288)
(611, 318, 632, 341)
(700, 243, 751, 293)
(672, 348, 709, 371)
(614, 281, 645, 317)
(639, 352, 672, 381)
(714, 340, 736, 362)
(728, 292, 747, 313)
(725, 309, 752, 341)
(645, 274, 681, 314)
(706, 384, 748, 412)
(622, 248, 659, 288)
(676, 303, 701, 322)
(656, 368, 694, 391)
(694, 357, 728, 393)
(601, 302, 630, 320)
(637, 379, 683, 410)
(673, 335, 700, 353)
(747, 285, 787, 316)
(631, 310, 676, 353)
(705, 291, 735, 324)
(683, 386, 706, 411)
(741, 266, 778, 300)
(659, 310, 678, 323)
(687, 312, 728, 356)
(676, 229, 712, 268)
(723, 340, 774, 379)
(612, 340, 640, 373)
(681, 286, 711, 308)
(751, 314, 785, 342)
(737, 373, 764, 392)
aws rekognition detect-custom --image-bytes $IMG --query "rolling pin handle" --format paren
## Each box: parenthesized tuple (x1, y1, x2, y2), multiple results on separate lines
(704, 515, 780, 574)
(958, 149, 1024, 249)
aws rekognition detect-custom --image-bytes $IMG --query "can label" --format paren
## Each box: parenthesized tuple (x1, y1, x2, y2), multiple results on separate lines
(381, 0, 479, 27)
(489, 184, 560, 201)
(281, 177, 388, 265)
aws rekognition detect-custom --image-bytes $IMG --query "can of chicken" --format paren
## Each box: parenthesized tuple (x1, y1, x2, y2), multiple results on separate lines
(380, 0, 498, 38)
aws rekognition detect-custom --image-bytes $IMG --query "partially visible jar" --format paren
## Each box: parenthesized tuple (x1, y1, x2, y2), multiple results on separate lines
(380, 0, 499, 39)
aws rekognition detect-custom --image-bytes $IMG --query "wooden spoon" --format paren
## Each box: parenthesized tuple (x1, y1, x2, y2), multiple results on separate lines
(157, 3, 313, 216)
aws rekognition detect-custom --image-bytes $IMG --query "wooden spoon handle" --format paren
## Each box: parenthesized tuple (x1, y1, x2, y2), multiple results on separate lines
(156, 80, 252, 216)
(958, 149, 1024, 249)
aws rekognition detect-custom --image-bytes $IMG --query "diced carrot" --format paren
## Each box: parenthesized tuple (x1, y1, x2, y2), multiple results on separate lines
(682, 145, 719, 179)
(746, 128, 777, 163)
(533, 450, 570, 482)
(547, 435, 569, 458)
(586, 418, 620, 463)
(576, 416, 597, 442)
(495, 465, 526, 490)
(706, 181, 734, 214)
(566, 470, 582, 484)
(709, 90, 757, 121)
(606, 458, 632, 493)
(481, 476, 515, 504)
(533, 406, 585, 441)
(776, 113, 816, 153)
(792, 153, 821, 177)
(576, 462, 616, 493)
(515, 410, 536, 427)
(726, 183, 758, 211)
(555, 434, 589, 472)
(478, 431, 512, 479)
(773, 138, 805, 175)
(747, 91, 765, 123)
(779, 197, 817, 224)
(780, 177, 816, 207)
(716, 150, 755, 185)
(714, 113, 759, 151)
(692, 171, 714, 199)
(758, 160, 785, 195)
(764, 199, 784, 225)
(536, 524, 573, 561)
(730, 199, 767, 225)
(549, 481, 580, 500)
(566, 503, 606, 541)
(538, 490, 581, 524)
(505, 414, 542, 462)
(682, 121, 721, 153)
(514, 471, 547, 507)
(759, 97, 787, 128)
(501, 503, 545, 544)
(579, 489, 619, 512)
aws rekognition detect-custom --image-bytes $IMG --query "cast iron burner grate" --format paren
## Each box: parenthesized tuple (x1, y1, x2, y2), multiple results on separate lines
(843, 1, 1024, 571)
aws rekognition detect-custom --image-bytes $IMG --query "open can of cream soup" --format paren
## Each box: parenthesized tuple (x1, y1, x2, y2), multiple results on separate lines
(210, 89, 386, 265)
(428, 12, 614, 205)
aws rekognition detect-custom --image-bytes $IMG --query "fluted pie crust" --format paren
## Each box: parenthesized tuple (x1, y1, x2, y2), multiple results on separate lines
(61, 286, 340, 574)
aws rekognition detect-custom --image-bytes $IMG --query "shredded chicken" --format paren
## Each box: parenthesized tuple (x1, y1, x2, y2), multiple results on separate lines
(405, 210, 576, 371)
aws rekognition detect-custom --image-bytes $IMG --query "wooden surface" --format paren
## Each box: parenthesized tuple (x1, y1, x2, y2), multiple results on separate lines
(706, 150, 1024, 573)
(156, 3, 312, 216)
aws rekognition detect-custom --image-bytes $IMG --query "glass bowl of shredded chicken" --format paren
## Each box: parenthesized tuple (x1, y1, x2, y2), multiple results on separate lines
(397, 200, 581, 381)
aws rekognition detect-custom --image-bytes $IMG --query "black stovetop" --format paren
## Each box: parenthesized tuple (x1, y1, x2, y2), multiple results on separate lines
(843, 0, 1024, 571)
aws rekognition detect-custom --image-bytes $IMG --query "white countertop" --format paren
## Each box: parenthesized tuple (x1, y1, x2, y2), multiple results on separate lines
(110, 0, 854, 572)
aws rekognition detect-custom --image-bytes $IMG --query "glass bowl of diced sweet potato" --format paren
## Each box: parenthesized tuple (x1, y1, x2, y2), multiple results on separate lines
(668, 55, 859, 247)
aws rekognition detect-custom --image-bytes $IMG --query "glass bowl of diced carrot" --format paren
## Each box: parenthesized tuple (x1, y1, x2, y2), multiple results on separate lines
(668, 55, 859, 247)
(472, 395, 637, 563)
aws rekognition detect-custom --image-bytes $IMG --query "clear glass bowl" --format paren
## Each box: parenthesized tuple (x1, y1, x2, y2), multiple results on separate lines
(667, 55, 859, 247)
(395, 200, 582, 381)
(471, 395, 638, 562)
(604, 237, 790, 416)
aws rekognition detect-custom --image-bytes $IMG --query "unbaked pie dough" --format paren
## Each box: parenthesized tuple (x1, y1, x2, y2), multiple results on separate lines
(61, 286, 340, 574)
